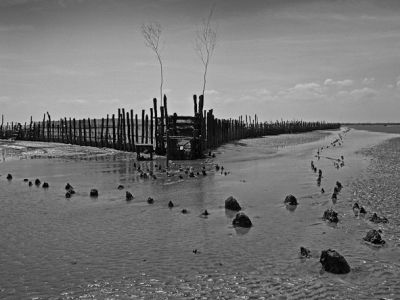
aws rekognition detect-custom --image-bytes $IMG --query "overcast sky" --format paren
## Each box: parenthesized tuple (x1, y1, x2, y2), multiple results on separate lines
(1, 0, 400, 123)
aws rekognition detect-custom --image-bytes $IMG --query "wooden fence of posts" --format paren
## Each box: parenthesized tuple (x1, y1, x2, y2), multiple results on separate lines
(0, 95, 341, 157)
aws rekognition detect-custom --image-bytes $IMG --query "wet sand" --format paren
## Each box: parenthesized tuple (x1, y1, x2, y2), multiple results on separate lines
(1, 128, 400, 299)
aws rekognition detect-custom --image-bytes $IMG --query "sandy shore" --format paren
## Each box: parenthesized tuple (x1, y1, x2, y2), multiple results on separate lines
(1, 128, 400, 299)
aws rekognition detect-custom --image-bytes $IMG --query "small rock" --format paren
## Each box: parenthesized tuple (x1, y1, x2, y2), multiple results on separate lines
(232, 212, 252, 228)
(323, 208, 339, 223)
(363, 229, 385, 245)
(225, 196, 242, 211)
(369, 213, 388, 224)
(42, 182, 49, 188)
(300, 246, 311, 258)
(147, 197, 154, 204)
(320, 249, 350, 274)
(117, 184, 124, 190)
(168, 201, 174, 208)
(90, 189, 98, 197)
(284, 194, 298, 206)
(126, 191, 134, 201)
(6, 174, 12, 180)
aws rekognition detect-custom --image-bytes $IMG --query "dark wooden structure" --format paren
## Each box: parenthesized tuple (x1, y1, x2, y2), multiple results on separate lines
(0, 94, 341, 160)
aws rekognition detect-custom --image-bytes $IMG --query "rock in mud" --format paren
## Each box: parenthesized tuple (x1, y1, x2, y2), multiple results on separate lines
(284, 194, 298, 206)
(90, 189, 98, 197)
(323, 208, 339, 223)
(225, 196, 242, 211)
(232, 212, 252, 228)
(300, 246, 311, 258)
(369, 213, 388, 224)
(363, 229, 385, 245)
(126, 191, 134, 201)
(201, 210, 209, 216)
(320, 249, 350, 274)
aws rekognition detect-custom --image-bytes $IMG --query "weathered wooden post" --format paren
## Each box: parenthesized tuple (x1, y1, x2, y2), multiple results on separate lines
(150, 108, 154, 146)
(141, 109, 145, 144)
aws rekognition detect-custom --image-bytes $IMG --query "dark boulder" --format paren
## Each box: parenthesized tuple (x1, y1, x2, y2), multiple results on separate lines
(90, 189, 98, 197)
(126, 191, 134, 201)
(320, 249, 350, 274)
(369, 213, 388, 224)
(363, 229, 385, 245)
(323, 208, 339, 223)
(336, 181, 342, 190)
(225, 196, 242, 211)
(284, 194, 298, 206)
(232, 212, 252, 228)
(300, 246, 311, 258)
(42, 182, 49, 188)
(147, 197, 154, 204)
(35, 179, 41, 186)
(6, 174, 12, 180)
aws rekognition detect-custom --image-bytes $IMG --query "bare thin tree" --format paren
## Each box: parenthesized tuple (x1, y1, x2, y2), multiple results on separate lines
(141, 22, 164, 102)
(195, 5, 217, 97)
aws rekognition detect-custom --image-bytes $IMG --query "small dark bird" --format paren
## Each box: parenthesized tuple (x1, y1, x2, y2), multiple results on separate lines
(34, 179, 41, 186)
(117, 184, 124, 190)
(168, 201, 174, 208)
(202, 210, 209, 216)
(65, 183, 73, 190)
(42, 182, 49, 188)
(90, 189, 98, 197)
(181, 209, 188, 214)
(147, 197, 154, 204)
(23, 178, 28, 182)
(6, 174, 12, 180)
(321, 188, 325, 194)
(65, 191, 72, 198)
(28, 181, 33, 187)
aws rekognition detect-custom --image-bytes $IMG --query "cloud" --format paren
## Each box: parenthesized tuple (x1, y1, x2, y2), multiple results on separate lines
(0, 96, 11, 103)
(362, 77, 375, 85)
(324, 78, 354, 88)
(276, 82, 324, 101)
(338, 87, 378, 100)
(205, 89, 219, 95)
(0, 25, 34, 32)
(57, 98, 88, 104)
(396, 76, 400, 88)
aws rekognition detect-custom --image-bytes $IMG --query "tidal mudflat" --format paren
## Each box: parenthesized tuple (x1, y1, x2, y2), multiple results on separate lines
(1, 128, 400, 299)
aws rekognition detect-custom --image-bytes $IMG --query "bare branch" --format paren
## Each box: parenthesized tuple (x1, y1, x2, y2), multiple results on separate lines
(195, 4, 217, 97)
(141, 22, 164, 102)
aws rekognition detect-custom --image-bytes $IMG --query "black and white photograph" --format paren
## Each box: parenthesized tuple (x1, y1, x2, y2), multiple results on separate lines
(1, 0, 400, 299)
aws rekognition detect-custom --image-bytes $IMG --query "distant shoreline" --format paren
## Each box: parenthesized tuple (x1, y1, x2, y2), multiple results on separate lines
(344, 123, 400, 134)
